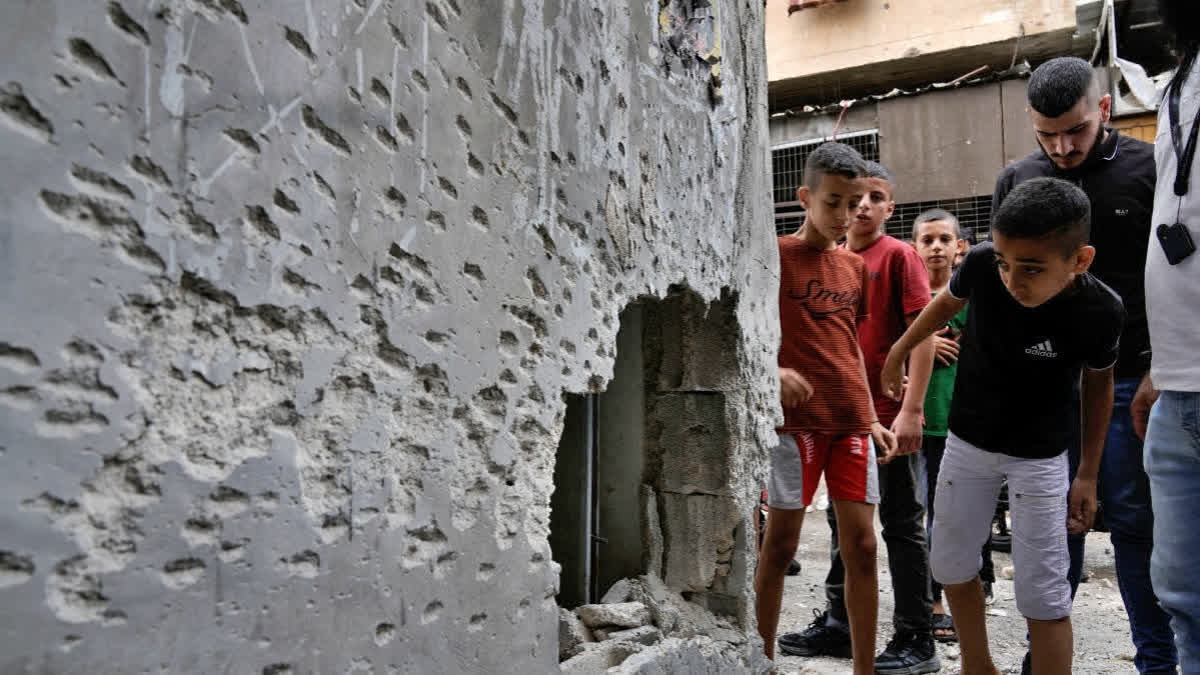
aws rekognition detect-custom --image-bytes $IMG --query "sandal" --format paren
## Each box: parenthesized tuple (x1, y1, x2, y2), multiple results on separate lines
(932, 613, 958, 643)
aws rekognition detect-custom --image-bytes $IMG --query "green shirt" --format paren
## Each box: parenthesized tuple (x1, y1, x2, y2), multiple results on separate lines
(922, 296, 968, 437)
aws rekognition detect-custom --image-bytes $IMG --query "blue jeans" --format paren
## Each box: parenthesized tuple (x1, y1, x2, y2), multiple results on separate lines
(1103, 379, 1178, 673)
(1146, 390, 1200, 674)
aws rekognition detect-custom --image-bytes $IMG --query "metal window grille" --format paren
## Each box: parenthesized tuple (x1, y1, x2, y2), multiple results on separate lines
(887, 195, 993, 243)
(771, 130, 880, 207)
(774, 212, 805, 236)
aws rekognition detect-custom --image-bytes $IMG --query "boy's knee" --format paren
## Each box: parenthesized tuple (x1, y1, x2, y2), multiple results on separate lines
(760, 532, 801, 567)
(839, 529, 878, 571)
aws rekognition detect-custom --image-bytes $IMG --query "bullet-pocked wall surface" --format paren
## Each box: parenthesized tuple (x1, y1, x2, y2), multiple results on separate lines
(0, 1, 777, 672)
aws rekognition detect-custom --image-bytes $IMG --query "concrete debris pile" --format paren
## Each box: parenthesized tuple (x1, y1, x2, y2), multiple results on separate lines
(559, 575, 751, 674)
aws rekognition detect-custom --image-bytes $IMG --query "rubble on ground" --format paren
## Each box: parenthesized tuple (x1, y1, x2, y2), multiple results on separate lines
(558, 574, 767, 674)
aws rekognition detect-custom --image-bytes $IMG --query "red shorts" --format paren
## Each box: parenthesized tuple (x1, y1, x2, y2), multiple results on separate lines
(767, 431, 880, 508)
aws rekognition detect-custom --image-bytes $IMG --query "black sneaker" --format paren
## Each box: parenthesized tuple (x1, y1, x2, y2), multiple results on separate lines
(777, 609, 851, 658)
(874, 630, 941, 675)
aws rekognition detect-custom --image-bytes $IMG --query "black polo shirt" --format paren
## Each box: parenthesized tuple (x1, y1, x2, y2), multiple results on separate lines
(992, 130, 1154, 379)
(947, 243, 1125, 459)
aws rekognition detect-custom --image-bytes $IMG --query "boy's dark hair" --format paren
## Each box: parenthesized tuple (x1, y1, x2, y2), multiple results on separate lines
(862, 160, 896, 199)
(863, 160, 894, 184)
(991, 177, 1091, 257)
(802, 142, 867, 189)
(911, 208, 960, 240)
(1027, 57, 1098, 118)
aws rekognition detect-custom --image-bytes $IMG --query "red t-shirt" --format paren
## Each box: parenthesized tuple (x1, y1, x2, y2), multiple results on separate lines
(848, 235, 931, 426)
(777, 235, 874, 436)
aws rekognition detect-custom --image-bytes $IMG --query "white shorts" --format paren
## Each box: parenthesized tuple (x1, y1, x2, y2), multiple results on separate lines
(930, 432, 1072, 621)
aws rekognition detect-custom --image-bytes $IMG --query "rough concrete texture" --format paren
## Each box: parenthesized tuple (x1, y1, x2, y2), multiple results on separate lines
(559, 607, 594, 661)
(614, 636, 757, 674)
(560, 641, 644, 674)
(605, 625, 661, 646)
(577, 602, 651, 630)
(0, 0, 777, 672)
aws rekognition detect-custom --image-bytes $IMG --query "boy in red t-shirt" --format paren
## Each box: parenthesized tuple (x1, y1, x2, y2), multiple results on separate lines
(778, 162, 939, 674)
(757, 142, 898, 675)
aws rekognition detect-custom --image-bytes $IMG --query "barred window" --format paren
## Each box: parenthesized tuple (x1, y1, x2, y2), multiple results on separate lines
(888, 195, 992, 243)
(771, 130, 880, 208)
(774, 211, 805, 236)
(770, 130, 990, 242)
(772, 130, 880, 236)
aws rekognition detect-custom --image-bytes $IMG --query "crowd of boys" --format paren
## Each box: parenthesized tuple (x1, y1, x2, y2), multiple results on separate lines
(756, 24, 1200, 671)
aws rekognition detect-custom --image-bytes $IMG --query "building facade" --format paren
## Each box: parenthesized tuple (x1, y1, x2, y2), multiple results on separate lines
(765, 0, 1169, 240)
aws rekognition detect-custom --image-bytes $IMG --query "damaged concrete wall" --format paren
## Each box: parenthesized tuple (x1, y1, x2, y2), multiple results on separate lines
(0, 0, 777, 672)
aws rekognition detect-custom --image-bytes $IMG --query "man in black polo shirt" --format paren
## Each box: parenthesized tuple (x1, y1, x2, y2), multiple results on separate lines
(992, 56, 1175, 674)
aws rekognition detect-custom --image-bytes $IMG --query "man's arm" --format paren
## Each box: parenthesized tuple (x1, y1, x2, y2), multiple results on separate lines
(892, 315, 937, 455)
(881, 291, 968, 401)
(1070, 366, 1116, 533)
(1132, 372, 1159, 441)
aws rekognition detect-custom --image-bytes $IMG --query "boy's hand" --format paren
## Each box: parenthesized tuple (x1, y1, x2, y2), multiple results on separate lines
(933, 326, 960, 366)
(872, 422, 900, 464)
(1132, 373, 1159, 441)
(880, 348, 906, 402)
(1068, 476, 1098, 534)
(779, 367, 814, 408)
(891, 410, 923, 456)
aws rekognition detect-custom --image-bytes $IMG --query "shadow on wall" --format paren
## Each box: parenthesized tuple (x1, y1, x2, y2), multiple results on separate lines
(549, 285, 749, 643)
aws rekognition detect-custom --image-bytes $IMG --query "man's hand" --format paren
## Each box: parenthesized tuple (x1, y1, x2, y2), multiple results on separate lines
(891, 409, 924, 456)
(1068, 476, 1098, 534)
(881, 348, 906, 402)
(779, 367, 814, 409)
(1132, 373, 1159, 441)
(933, 326, 960, 366)
(873, 422, 901, 465)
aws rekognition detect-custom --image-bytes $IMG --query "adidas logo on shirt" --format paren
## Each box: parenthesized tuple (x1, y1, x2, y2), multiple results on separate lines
(1024, 340, 1058, 358)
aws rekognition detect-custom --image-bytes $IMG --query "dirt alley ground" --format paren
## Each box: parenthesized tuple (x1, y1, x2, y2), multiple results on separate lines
(771, 482, 1140, 674)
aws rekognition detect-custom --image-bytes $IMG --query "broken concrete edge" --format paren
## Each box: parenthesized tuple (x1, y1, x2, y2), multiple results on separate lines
(559, 574, 769, 672)
(611, 636, 773, 674)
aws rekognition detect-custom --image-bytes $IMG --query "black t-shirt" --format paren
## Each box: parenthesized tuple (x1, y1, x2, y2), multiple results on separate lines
(992, 131, 1154, 379)
(947, 243, 1125, 459)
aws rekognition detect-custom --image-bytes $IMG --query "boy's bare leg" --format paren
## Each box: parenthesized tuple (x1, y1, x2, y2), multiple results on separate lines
(1028, 617, 1072, 674)
(831, 499, 878, 675)
(944, 577, 1002, 675)
(754, 506, 806, 660)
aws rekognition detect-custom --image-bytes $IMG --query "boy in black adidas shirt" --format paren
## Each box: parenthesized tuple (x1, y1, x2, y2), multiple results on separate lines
(881, 177, 1123, 674)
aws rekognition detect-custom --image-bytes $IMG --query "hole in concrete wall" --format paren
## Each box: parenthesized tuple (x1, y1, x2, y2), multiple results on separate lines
(549, 392, 598, 609)
(551, 286, 745, 619)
